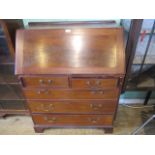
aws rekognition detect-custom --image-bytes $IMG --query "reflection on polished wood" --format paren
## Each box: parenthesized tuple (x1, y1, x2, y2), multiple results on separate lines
(15, 28, 125, 75)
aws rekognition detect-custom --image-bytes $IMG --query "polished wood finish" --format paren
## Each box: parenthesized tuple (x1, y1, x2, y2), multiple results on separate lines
(23, 88, 119, 100)
(15, 26, 125, 133)
(32, 114, 113, 126)
(71, 78, 118, 89)
(15, 28, 125, 75)
(22, 76, 69, 88)
(28, 100, 117, 114)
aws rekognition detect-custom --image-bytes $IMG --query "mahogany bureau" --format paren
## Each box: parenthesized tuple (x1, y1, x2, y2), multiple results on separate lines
(15, 27, 125, 133)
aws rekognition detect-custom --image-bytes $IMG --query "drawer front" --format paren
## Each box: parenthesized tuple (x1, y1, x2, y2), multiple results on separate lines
(23, 89, 119, 99)
(71, 78, 118, 89)
(21, 76, 68, 88)
(32, 114, 113, 126)
(28, 100, 117, 114)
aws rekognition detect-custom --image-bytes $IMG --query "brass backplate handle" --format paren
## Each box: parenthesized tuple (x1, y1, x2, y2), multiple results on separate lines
(44, 116, 57, 123)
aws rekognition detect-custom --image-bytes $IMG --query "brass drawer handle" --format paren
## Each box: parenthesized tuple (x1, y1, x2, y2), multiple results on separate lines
(88, 117, 99, 124)
(45, 104, 53, 112)
(37, 90, 49, 94)
(39, 79, 45, 84)
(37, 90, 41, 94)
(86, 81, 91, 85)
(90, 103, 102, 110)
(39, 79, 53, 85)
(44, 109, 50, 112)
(92, 120, 97, 124)
(91, 90, 104, 94)
(99, 91, 104, 94)
(86, 80, 101, 87)
(48, 79, 52, 84)
(44, 116, 57, 123)
(96, 80, 101, 85)
(39, 104, 53, 112)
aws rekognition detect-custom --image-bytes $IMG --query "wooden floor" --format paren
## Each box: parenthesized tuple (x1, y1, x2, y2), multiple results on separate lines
(0, 104, 155, 135)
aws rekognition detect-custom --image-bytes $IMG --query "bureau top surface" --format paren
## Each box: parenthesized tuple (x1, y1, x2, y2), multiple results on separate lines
(15, 28, 125, 75)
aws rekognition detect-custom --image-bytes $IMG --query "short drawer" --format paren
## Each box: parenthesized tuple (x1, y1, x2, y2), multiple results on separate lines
(71, 78, 118, 89)
(28, 100, 117, 114)
(23, 89, 119, 100)
(32, 114, 113, 126)
(21, 76, 68, 88)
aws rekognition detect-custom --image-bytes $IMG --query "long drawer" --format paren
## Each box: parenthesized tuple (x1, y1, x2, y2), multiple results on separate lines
(32, 114, 113, 126)
(21, 76, 69, 88)
(23, 89, 119, 99)
(28, 100, 117, 114)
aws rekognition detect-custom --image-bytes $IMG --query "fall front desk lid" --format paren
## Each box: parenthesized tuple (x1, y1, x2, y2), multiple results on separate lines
(15, 28, 125, 75)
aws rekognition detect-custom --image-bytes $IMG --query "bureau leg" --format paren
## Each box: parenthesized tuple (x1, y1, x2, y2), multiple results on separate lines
(104, 128, 113, 134)
(34, 126, 44, 133)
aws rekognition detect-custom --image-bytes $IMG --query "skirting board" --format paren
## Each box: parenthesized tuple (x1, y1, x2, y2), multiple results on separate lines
(119, 99, 155, 104)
